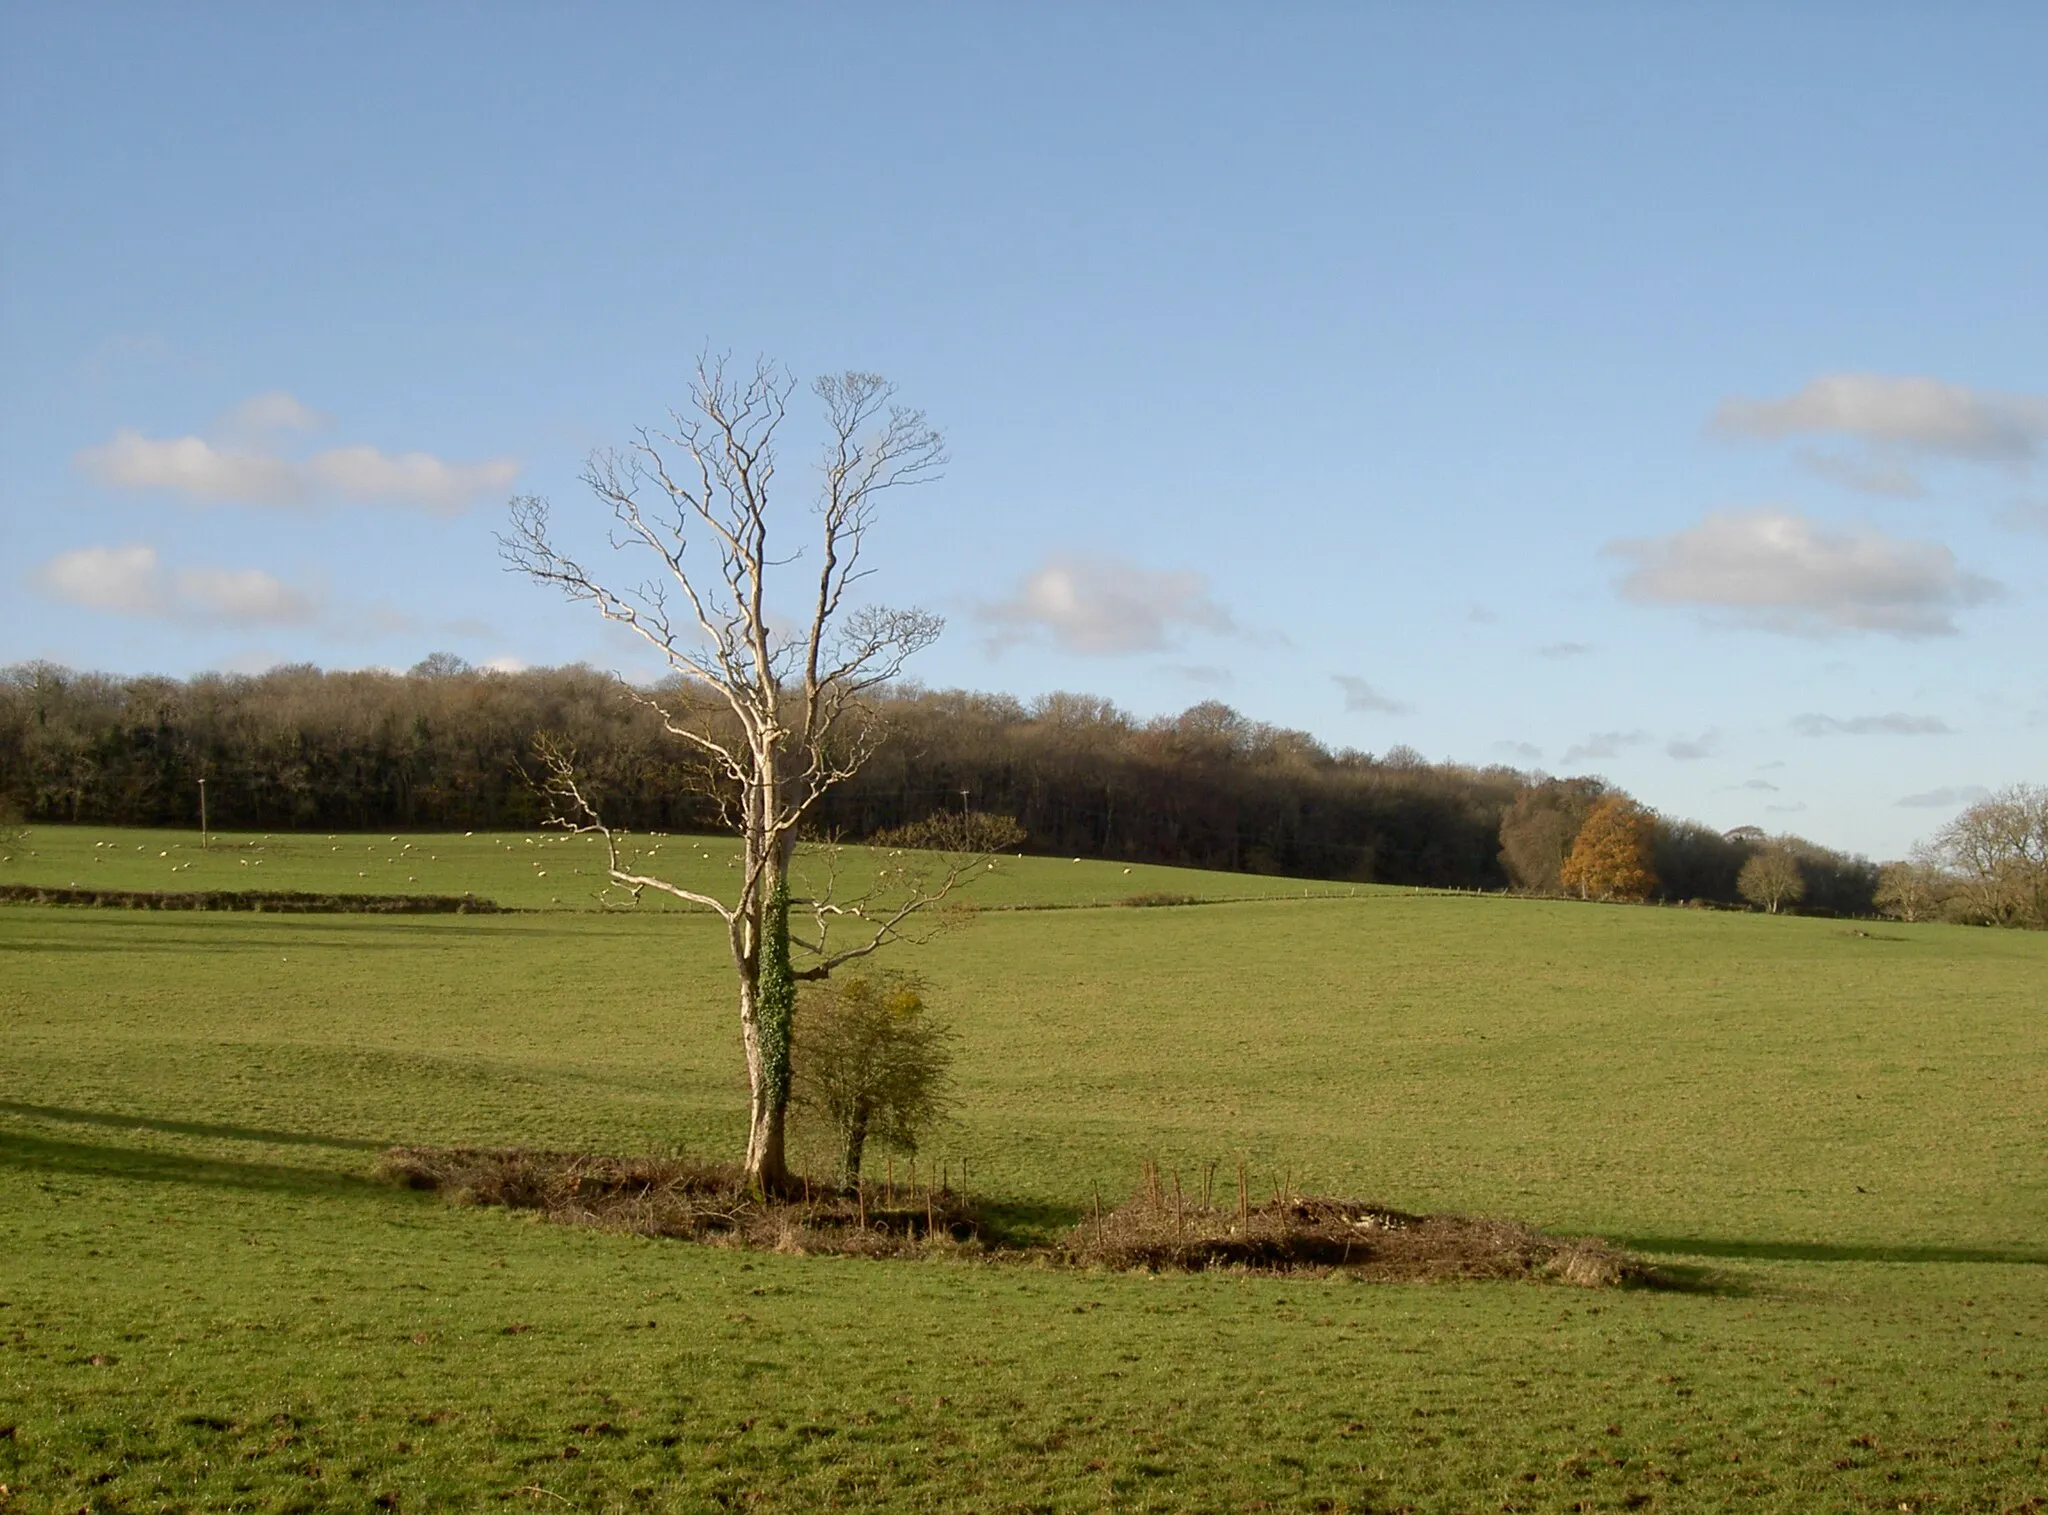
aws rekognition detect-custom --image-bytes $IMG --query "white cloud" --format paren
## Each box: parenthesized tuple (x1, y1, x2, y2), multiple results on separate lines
(981, 556, 1236, 655)
(1562, 730, 1648, 765)
(1791, 712, 1953, 737)
(38, 543, 168, 614)
(308, 445, 518, 512)
(1896, 785, 1991, 809)
(482, 655, 529, 674)
(80, 431, 308, 504)
(1609, 508, 1997, 637)
(1492, 740, 1544, 763)
(36, 543, 316, 625)
(177, 566, 316, 624)
(74, 392, 517, 514)
(1713, 374, 2048, 463)
(1333, 674, 1413, 715)
(1537, 641, 1592, 659)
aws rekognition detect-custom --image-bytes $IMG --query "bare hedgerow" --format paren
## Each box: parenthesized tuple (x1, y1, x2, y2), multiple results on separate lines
(791, 970, 955, 1189)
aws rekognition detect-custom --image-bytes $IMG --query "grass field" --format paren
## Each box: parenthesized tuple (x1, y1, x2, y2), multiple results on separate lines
(3, 825, 2045, 1512)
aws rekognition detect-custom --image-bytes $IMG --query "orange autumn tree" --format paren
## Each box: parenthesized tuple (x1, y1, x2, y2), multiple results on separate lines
(1559, 794, 1658, 902)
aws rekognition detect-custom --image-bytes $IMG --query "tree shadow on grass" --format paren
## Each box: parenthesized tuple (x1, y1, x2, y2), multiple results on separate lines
(972, 1198, 1086, 1248)
(0, 1127, 396, 1201)
(0, 1100, 385, 1151)
(1622, 1235, 2048, 1267)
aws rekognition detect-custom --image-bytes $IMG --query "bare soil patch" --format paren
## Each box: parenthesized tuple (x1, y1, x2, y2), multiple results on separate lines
(376, 1146, 1649, 1285)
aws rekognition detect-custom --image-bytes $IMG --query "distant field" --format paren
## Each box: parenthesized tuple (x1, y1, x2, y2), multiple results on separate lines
(0, 824, 1363, 913)
(3, 826, 2044, 1511)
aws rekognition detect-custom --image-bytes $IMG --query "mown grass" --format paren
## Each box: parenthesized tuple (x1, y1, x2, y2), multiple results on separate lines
(2, 826, 2045, 1511)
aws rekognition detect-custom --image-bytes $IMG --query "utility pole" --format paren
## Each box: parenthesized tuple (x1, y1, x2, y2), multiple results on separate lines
(198, 776, 208, 852)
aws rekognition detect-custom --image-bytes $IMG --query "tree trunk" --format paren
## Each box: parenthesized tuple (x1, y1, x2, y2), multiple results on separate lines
(738, 971, 789, 1193)
(741, 804, 798, 1195)
(841, 1110, 869, 1191)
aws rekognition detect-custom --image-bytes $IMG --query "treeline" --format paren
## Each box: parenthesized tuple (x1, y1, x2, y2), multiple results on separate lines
(0, 658, 1877, 909)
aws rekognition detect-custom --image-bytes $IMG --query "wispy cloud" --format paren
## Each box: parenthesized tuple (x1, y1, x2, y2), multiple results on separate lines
(1492, 740, 1544, 763)
(981, 555, 1236, 655)
(215, 390, 332, 440)
(1537, 640, 1592, 659)
(1714, 374, 2048, 463)
(74, 391, 518, 515)
(1792, 712, 1953, 737)
(1562, 730, 1648, 765)
(1609, 508, 1996, 637)
(1713, 373, 2048, 498)
(1333, 674, 1413, 715)
(37, 543, 318, 625)
(1896, 785, 1991, 809)
(1665, 731, 1718, 761)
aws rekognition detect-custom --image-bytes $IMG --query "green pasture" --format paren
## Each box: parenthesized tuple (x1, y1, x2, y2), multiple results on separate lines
(2, 827, 2045, 1512)
(0, 825, 1352, 914)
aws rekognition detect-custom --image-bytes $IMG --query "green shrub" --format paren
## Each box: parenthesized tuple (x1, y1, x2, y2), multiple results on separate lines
(792, 970, 955, 1188)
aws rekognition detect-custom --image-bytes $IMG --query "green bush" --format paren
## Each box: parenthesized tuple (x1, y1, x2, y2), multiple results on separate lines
(792, 970, 955, 1188)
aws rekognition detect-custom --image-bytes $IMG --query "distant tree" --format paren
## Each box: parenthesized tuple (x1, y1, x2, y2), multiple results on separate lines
(1498, 777, 1607, 892)
(869, 810, 1025, 855)
(791, 970, 954, 1188)
(409, 651, 474, 678)
(1873, 859, 1948, 923)
(1737, 846, 1806, 913)
(1558, 794, 1657, 902)
(1924, 785, 2048, 928)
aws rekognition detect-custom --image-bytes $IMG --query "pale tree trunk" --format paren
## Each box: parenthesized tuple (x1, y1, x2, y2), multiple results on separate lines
(740, 981, 792, 1191)
(740, 764, 798, 1194)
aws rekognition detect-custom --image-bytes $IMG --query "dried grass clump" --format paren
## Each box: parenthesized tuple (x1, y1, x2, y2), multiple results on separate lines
(1064, 1162, 1651, 1286)
(375, 1146, 980, 1257)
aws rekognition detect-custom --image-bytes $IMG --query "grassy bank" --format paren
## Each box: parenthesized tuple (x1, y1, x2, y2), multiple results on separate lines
(2, 827, 2044, 1510)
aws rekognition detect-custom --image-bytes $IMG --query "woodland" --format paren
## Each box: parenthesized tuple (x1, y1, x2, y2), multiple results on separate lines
(0, 657, 1879, 913)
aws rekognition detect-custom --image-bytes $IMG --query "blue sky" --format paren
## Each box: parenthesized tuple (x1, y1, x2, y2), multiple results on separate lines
(3, 3, 2043, 859)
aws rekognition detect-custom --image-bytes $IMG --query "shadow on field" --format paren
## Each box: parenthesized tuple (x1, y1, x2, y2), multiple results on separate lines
(1623, 1234, 2048, 1267)
(0, 1127, 391, 1199)
(0, 1100, 384, 1151)
(974, 1198, 1085, 1247)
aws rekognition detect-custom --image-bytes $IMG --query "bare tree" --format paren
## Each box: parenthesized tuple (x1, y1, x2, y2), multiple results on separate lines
(502, 356, 994, 1192)
(1873, 859, 1948, 923)
(1925, 784, 2048, 928)
(1737, 845, 1806, 914)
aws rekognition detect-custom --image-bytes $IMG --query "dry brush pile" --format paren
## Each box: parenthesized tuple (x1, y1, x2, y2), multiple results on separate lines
(375, 1147, 981, 1259)
(376, 1148, 1649, 1287)
(1066, 1161, 1645, 1286)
